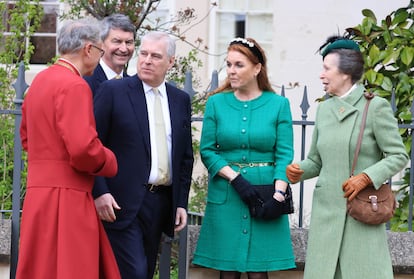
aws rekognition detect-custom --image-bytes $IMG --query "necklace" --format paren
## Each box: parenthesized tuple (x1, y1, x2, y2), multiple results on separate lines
(54, 58, 81, 76)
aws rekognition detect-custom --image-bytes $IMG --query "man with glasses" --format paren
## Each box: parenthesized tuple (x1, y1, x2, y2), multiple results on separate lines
(85, 13, 136, 95)
(91, 44, 106, 57)
(16, 18, 120, 279)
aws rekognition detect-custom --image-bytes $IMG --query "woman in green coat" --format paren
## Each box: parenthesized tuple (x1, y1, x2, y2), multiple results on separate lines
(286, 36, 409, 279)
(193, 38, 296, 278)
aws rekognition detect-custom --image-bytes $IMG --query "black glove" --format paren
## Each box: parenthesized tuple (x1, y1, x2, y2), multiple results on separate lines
(230, 174, 261, 217)
(256, 198, 284, 220)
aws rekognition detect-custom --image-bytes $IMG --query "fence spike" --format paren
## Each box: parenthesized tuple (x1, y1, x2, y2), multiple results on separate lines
(300, 86, 310, 121)
(209, 70, 218, 92)
(183, 71, 195, 99)
(12, 62, 28, 104)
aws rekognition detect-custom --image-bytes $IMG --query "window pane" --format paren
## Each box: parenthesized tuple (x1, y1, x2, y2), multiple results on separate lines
(217, 13, 246, 40)
(248, 0, 272, 10)
(216, 12, 245, 69)
(37, 3, 58, 33)
(217, 13, 234, 41)
(30, 3, 58, 64)
(214, 1, 273, 77)
(218, 0, 245, 10)
(30, 36, 55, 64)
(235, 14, 245, 38)
(246, 14, 273, 42)
(1, 3, 14, 32)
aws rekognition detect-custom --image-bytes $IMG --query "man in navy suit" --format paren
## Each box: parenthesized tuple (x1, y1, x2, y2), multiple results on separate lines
(93, 31, 194, 279)
(85, 13, 135, 94)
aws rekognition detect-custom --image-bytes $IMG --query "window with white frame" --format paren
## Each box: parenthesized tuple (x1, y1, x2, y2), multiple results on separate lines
(213, 0, 273, 74)
(1, 0, 60, 64)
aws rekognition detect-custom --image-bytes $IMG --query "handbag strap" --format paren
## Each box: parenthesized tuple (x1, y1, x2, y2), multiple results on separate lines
(350, 92, 375, 176)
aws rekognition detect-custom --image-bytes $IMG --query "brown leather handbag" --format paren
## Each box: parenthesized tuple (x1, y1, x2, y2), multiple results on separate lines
(346, 93, 396, 225)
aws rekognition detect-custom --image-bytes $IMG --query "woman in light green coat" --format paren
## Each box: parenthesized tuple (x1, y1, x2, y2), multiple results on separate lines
(286, 36, 409, 279)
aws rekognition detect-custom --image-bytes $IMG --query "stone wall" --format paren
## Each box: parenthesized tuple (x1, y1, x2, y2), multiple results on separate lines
(1, 221, 413, 276)
(0, 220, 10, 264)
(188, 225, 414, 274)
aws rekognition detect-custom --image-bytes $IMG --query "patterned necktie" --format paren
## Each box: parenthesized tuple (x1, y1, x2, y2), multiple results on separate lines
(113, 75, 122, 79)
(153, 88, 170, 185)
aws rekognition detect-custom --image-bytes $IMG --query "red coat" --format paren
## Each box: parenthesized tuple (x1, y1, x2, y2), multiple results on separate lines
(16, 61, 121, 279)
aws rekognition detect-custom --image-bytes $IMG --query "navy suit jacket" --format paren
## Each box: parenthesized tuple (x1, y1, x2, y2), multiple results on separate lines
(92, 75, 194, 236)
(84, 64, 129, 96)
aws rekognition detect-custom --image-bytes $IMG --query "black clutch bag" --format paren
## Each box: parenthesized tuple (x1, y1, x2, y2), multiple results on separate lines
(254, 184, 294, 216)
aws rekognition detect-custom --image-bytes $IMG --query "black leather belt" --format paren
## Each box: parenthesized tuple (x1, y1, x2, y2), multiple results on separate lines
(146, 184, 171, 193)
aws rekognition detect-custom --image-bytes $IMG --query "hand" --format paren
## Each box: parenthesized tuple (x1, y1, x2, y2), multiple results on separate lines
(230, 174, 262, 217)
(94, 193, 121, 222)
(256, 198, 284, 220)
(230, 174, 259, 204)
(342, 173, 373, 201)
(286, 164, 304, 183)
(273, 191, 286, 202)
(174, 207, 187, 232)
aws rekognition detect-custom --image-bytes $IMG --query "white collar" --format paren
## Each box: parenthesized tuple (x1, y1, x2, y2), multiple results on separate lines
(339, 84, 357, 99)
(142, 81, 167, 97)
(100, 60, 123, 80)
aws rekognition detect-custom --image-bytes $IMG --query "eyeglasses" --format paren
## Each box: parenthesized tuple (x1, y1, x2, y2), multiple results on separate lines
(91, 44, 105, 57)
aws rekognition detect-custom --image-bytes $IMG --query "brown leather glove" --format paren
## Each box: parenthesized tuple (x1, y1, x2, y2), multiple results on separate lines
(286, 163, 304, 183)
(342, 173, 373, 201)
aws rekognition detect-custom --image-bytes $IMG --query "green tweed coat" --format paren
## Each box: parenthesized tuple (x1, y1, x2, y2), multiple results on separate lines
(193, 91, 296, 272)
(298, 85, 409, 279)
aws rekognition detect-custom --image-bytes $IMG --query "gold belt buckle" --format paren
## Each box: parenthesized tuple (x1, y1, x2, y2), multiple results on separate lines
(230, 162, 273, 168)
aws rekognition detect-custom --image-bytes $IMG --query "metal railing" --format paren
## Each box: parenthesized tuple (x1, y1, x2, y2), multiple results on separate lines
(1, 64, 413, 279)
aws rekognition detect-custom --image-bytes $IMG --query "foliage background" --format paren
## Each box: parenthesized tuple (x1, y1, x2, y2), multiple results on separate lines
(346, 0, 414, 231)
(0, 0, 42, 213)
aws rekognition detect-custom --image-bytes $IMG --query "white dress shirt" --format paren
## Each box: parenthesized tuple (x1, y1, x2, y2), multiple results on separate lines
(143, 82, 172, 185)
(100, 60, 124, 80)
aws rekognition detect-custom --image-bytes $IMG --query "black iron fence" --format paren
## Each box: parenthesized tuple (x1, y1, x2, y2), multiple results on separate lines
(1, 63, 413, 278)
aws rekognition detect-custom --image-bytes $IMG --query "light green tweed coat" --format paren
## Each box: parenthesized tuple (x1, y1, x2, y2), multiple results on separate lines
(298, 85, 408, 279)
(193, 91, 296, 272)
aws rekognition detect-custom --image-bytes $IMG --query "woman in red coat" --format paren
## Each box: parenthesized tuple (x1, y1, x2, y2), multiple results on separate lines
(16, 18, 121, 279)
